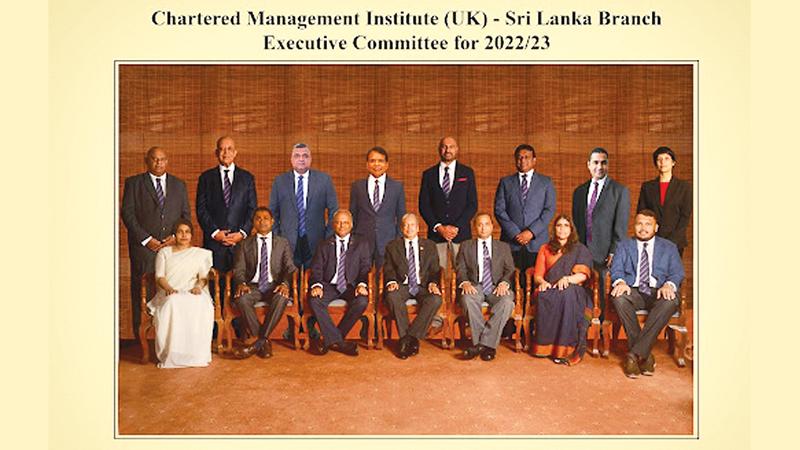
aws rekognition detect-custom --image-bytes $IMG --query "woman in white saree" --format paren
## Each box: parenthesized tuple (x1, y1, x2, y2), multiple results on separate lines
(147, 218, 214, 368)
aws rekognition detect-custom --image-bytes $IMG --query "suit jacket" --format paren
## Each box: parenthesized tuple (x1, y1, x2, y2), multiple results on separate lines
(196, 166, 257, 270)
(121, 172, 191, 274)
(572, 177, 630, 264)
(383, 237, 440, 288)
(610, 236, 684, 289)
(310, 235, 372, 290)
(349, 176, 406, 263)
(637, 177, 692, 251)
(269, 169, 338, 257)
(494, 171, 556, 253)
(232, 234, 297, 287)
(418, 162, 478, 243)
(455, 239, 516, 289)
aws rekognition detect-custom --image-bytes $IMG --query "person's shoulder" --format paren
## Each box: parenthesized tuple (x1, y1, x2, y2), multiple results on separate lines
(535, 172, 554, 184)
(456, 162, 475, 174)
(422, 164, 439, 177)
(196, 247, 213, 257)
(419, 237, 437, 249)
(607, 177, 629, 192)
(273, 234, 291, 247)
(655, 236, 679, 253)
(124, 172, 146, 185)
(310, 168, 333, 180)
(236, 166, 255, 179)
(573, 179, 590, 193)
(166, 173, 187, 186)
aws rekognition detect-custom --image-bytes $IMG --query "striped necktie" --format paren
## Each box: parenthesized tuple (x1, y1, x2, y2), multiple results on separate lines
(638, 242, 652, 296)
(155, 177, 165, 209)
(481, 241, 493, 294)
(223, 169, 232, 207)
(336, 239, 347, 293)
(586, 181, 599, 244)
(296, 175, 307, 237)
(407, 241, 419, 296)
(372, 179, 381, 211)
(520, 173, 529, 203)
(258, 237, 270, 293)
(442, 166, 451, 197)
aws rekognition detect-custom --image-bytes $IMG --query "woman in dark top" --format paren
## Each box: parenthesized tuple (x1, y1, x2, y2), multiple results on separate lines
(637, 146, 692, 256)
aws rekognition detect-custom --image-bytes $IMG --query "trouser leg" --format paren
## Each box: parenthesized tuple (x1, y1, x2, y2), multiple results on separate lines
(612, 290, 646, 352)
(259, 292, 290, 339)
(386, 285, 411, 337)
(338, 292, 368, 338)
(461, 291, 486, 346)
(235, 289, 263, 337)
(309, 284, 343, 345)
(408, 292, 443, 340)
(632, 296, 679, 359)
(481, 293, 514, 349)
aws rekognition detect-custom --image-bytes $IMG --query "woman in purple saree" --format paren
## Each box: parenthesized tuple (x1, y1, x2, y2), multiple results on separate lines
(532, 214, 593, 365)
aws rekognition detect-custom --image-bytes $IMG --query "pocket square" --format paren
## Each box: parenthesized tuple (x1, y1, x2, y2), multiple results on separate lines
(456, 177, 468, 182)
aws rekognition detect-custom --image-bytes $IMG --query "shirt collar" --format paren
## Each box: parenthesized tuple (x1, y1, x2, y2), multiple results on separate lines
(591, 175, 607, 185)
(293, 170, 309, 179)
(219, 163, 236, 173)
(368, 174, 387, 183)
(440, 160, 457, 172)
(148, 172, 166, 182)
(478, 236, 492, 246)
(336, 233, 351, 243)
(518, 169, 534, 178)
(637, 236, 656, 247)
(404, 236, 419, 246)
(257, 232, 272, 240)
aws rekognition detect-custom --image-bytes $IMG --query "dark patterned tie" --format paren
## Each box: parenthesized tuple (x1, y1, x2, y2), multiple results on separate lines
(586, 181, 599, 244)
(296, 175, 307, 237)
(407, 241, 419, 296)
(442, 166, 451, 197)
(223, 169, 232, 208)
(258, 237, 270, 293)
(336, 239, 347, 293)
(638, 242, 651, 296)
(155, 177, 165, 210)
(372, 179, 381, 211)
(520, 173, 529, 203)
(481, 241, 493, 294)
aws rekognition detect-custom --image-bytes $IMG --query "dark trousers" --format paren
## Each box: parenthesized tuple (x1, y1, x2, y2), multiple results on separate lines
(612, 289, 679, 359)
(294, 235, 313, 269)
(594, 261, 609, 322)
(309, 283, 368, 346)
(233, 282, 289, 339)
(384, 285, 443, 340)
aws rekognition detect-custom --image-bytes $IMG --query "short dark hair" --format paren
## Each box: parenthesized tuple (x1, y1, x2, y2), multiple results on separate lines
(514, 144, 536, 159)
(652, 146, 677, 165)
(172, 217, 194, 235)
(253, 206, 273, 219)
(589, 147, 609, 160)
(636, 209, 659, 223)
(366, 146, 389, 161)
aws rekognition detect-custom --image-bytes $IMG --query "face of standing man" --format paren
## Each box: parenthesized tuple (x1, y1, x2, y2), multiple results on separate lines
(291, 144, 312, 174)
(438, 137, 459, 164)
(587, 151, 609, 181)
(216, 136, 238, 167)
(367, 150, 389, 178)
(145, 147, 168, 177)
(515, 149, 536, 173)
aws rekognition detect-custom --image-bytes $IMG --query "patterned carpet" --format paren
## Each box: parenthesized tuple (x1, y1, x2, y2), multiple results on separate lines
(117, 337, 694, 436)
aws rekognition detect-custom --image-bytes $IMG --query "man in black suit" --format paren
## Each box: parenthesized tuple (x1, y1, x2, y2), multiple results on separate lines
(418, 136, 478, 244)
(572, 147, 630, 308)
(232, 207, 297, 359)
(196, 136, 257, 306)
(349, 146, 406, 268)
(121, 147, 191, 339)
(383, 213, 443, 359)
(636, 146, 692, 256)
(308, 210, 372, 356)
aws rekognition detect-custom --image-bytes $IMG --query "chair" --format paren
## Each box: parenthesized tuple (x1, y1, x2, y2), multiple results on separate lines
(138, 269, 223, 364)
(522, 267, 603, 357)
(218, 270, 301, 353)
(445, 266, 524, 352)
(375, 267, 448, 350)
(601, 272, 690, 367)
(299, 267, 377, 350)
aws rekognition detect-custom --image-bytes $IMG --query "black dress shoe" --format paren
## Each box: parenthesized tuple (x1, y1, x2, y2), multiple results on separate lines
(623, 353, 641, 378)
(310, 336, 328, 356)
(462, 344, 485, 360)
(396, 336, 411, 360)
(480, 346, 497, 361)
(639, 353, 655, 375)
(234, 343, 258, 360)
(409, 336, 420, 356)
(257, 339, 273, 358)
(330, 341, 359, 356)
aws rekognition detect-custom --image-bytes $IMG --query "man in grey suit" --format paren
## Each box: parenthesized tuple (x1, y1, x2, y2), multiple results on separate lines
(232, 207, 297, 359)
(494, 144, 556, 286)
(572, 147, 630, 309)
(121, 146, 191, 339)
(456, 213, 516, 362)
(349, 146, 406, 267)
(269, 143, 338, 268)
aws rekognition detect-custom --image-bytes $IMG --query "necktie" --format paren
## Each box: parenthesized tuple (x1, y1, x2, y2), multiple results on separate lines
(296, 175, 307, 237)
(407, 241, 419, 296)
(586, 181, 599, 244)
(223, 169, 232, 208)
(442, 166, 451, 197)
(638, 242, 651, 296)
(155, 177, 165, 209)
(258, 237, 270, 293)
(481, 241, 493, 294)
(336, 239, 347, 293)
(520, 173, 529, 203)
(372, 179, 381, 211)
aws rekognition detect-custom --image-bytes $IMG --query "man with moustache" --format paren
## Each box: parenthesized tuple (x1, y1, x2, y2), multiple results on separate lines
(121, 146, 191, 339)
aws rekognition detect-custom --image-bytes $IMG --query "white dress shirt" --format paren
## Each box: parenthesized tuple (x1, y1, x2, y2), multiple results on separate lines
(476, 237, 493, 285)
(438, 160, 457, 188)
(367, 173, 387, 205)
(586, 175, 607, 204)
(250, 233, 273, 284)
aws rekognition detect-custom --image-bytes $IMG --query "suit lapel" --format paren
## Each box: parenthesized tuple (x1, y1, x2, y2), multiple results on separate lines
(143, 173, 159, 205)
(576, 181, 589, 213)
(363, 179, 377, 216)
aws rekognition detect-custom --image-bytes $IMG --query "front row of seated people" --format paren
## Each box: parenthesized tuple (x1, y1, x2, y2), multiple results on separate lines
(146, 209, 685, 378)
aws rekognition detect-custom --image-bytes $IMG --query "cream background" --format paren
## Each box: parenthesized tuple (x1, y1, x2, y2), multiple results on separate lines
(28, 0, 784, 448)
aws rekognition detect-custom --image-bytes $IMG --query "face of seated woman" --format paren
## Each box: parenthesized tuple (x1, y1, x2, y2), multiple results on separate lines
(175, 224, 192, 248)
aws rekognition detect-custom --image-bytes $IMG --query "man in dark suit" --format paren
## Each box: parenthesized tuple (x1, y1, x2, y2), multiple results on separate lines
(269, 143, 338, 268)
(418, 136, 478, 244)
(349, 146, 406, 267)
(196, 136, 258, 305)
(308, 210, 372, 356)
(121, 146, 191, 338)
(494, 144, 556, 284)
(232, 207, 297, 359)
(572, 147, 630, 308)
(383, 213, 443, 359)
(456, 213, 516, 362)
(637, 146, 692, 256)
(610, 210, 685, 378)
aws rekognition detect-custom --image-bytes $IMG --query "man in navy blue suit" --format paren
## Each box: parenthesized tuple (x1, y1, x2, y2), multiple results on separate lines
(349, 146, 406, 267)
(494, 144, 556, 283)
(196, 136, 258, 310)
(269, 143, 338, 268)
(418, 136, 478, 244)
(610, 209, 685, 378)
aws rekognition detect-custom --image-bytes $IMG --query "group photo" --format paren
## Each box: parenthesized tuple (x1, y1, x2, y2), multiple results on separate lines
(116, 63, 695, 436)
